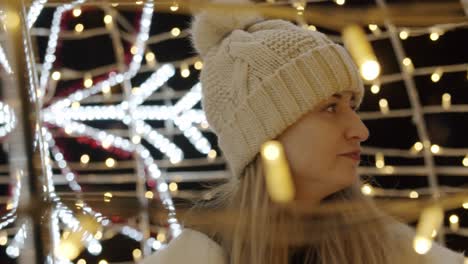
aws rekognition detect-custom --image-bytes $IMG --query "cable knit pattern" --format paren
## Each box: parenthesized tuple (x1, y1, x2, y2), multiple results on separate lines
(192, 17, 364, 178)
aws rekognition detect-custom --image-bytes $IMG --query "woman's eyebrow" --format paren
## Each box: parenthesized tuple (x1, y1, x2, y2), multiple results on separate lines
(332, 93, 356, 102)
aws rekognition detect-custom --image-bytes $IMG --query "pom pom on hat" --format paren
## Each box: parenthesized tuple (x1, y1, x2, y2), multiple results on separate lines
(190, 0, 263, 57)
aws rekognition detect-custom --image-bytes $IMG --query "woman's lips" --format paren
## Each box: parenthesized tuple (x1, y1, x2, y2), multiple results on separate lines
(340, 152, 361, 161)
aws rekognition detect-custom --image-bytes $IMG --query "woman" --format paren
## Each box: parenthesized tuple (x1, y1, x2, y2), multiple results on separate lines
(143, 3, 465, 263)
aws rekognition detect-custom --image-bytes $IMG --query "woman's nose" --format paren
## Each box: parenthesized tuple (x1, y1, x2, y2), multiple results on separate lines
(344, 111, 369, 142)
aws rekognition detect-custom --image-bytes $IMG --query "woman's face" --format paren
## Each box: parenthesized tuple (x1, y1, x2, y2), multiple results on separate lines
(277, 91, 369, 203)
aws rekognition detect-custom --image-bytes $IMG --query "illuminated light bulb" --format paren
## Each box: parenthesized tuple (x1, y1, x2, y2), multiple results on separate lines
(308, 24, 317, 31)
(431, 68, 443, 82)
(132, 248, 142, 260)
(378, 98, 389, 114)
(75, 200, 84, 208)
(152, 240, 162, 250)
(402, 57, 412, 66)
(399, 30, 409, 40)
(55, 239, 80, 260)
(84, 73, 93, 88)
(180, 64, 190, 78)
(430, 32, 440, 41)
(94, 231, 103, 240)
(36, 89, 42, 97)
(64, 126, 73, 135)
(375, 152, 385, 168)
(463, 155, 468, 167)
(361, 184, 373, 195)
(158, 183, 168, 192)
(130, 45, 138, 55)
(0, 231, 7, 246)
(6, 201, 13, 210)
(104, 192, 113, 202)
(431, 229, 437, 238)
(105, 158, 116, 168)
(52, 71, 61, 81)
(135, 0, 143, 4)
(171, 27, 181, 37)
(75, 23, 84, 33)
(413, 205, 443, 255)
(342, 24, 381, 81)
(194, 60, 203, 70)
(145, 191, 154, 199)
(462, 201, 468, 209)
(111, 3, 119, 7)
(98, 260, 108, 264)
(201, 121, 209, 129)
(370, 84, 380, 94)
(102, 84, 111, 98)
(442, 93, 451, 110)
(430, 144, 440, 154)
(103, 15, 113, 25)
(146, 51, 156, 67)
(169, 182, 178, 192)
(170, 2, 179, 11)
(402, 57, 414, 73)
(260, 141, 295, 203)
(368, 24, 378, 31)
(132, 135, 141, 144)
(77, 259, 86, 264)
(72, 8, 82, 17)
(71, 101, 80, 109)
(449, 214, 459, 231)
(384, 165, 395, 174)
(335, 0, 345, 5)
(413, 141, 423, 152)
(207, 149, 217, 161)
(409, 190, 419, 199)
(80, 154, 90, 164)
(157, 233, 166, 242)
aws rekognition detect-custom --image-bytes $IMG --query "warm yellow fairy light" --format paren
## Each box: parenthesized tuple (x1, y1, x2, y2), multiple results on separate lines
(449, 214, 459, 231)
(84, 73, 93, 88)
(102, 84, 111, 96)
(194, 60, 203, 70)
(335, 0, 345, 5)
(169, 182, 178, 192)
(105, 158, 116, 168)
(77, 259, 86, 264)
(261, 141, 295, 203)
(132, 248, 142, 260)
(370, 84, 380, 94)
(80, 154, 90, 164)
(94, 231, 103, 240)
(379, 98, 389, 114)
(463, 201, 468, 209)
(157, 233, 166, 242)
(431, 68, 443, 82)
(180, 64, 190, 78)
(402, 57, 412, 66)
(104, 192, 113, 203)
(72, 8, 82, 17)
(368, 24, 378, 31)
(430, 144, 440, 154)
(442, 93, 451, 110)
(98, 260, 108, 264)
(399, 30, 409, 40)
(130, 45, 138, 55)
(413, 142, 423, 152)
(208, 149, 217, 160)
(201, 121, 209, 129)
(111, 3, 119, 7)
(430, 32, 440, 41)
(75, 200, 84, 208)
(64, 126, 73, 135)
(145, 191, 154, 199)
(463, 155, 468, 167)
(103, 15, 113, 25)
(75, 23, 84, 33)
(308, 25, 317, 31)
(0, 231, 7, 246)
(375, 152, 385, 168)
(384, 165, 395, 174)
(413, 205, 443, 255)
(145, 51, 156, 65)
(342, 24, 381, 81)
(132, 135, 141, 144)
(52, 71, 61, 81)
(71, 101, 80, 109)
(170, 2, 179, 11)
(409, 190, 419, 199)
(171, 27, 181, 37)
(55, 239, 80, 260)
(361, 184, 373, 195)
(135, 0, 143, 4)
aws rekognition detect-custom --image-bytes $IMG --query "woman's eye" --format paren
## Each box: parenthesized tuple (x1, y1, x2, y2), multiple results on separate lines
(325, 104, 337, 113)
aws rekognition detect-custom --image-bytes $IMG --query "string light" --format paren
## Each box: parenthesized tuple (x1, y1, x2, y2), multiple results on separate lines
(342, 25, 381, 81)
(146, 51, 156, 67)
(132, 248, 142, 260)
(370, 84, 380, 94)
(84, 73, 93, 88)
(0, 231, 7, 246)
(77, 259, 86, 264)
(208, 149, 217, 161)
(379, 98, 389, 114)
(51, 71, 61, 81)
(430, 144, 441, 154)
(449, 214, 459, 231)
(463, 155, 468, 167)
(80, 154, 90, 164)
(75, 23, 84, 33)
(135, 0, 143, 4)
(361, 184, 373, 196)
(413, 205, 443, 255)
(261, 141, 295, 203)
(170, 2, 179, 11)
(375, 152, 385, 168)
(169, 182, 178, 192)
(413, 141, 424, 152)
(462, 201, 468, 209)
(94, 231, 103, 240)
(429, 28, 443, 41)
(442, 93, 451, 110)
(171, 27, 181, 37)
(103, 15, 112, 25)
(368, 24, 378, 31)
(431, 68, 443, 82)
(104, 192, 113, 203)
(409, 190, 419, 199)
(402, 57, 414, 73)
(335, 0, 345, 5)
(157, 232, 166, 242)
(98, 260, 108, 264)
(72, 8, 82, 17)
(194, 60, 203, 70)
(145, 191, 154, 199)
(130, 45, 138, 55)
(105, 158, 116, 168)
(180, 63, 190, 78)
(307, 24, 317, 31)
(399, 29, 409, 40)
(431, 229, 437, 238)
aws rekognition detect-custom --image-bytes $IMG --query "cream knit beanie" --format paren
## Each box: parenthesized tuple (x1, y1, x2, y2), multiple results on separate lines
(191, 2, 364, 178)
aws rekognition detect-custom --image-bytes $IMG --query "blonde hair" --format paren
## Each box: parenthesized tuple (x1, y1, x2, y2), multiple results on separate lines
(188, 155, 428, 264)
